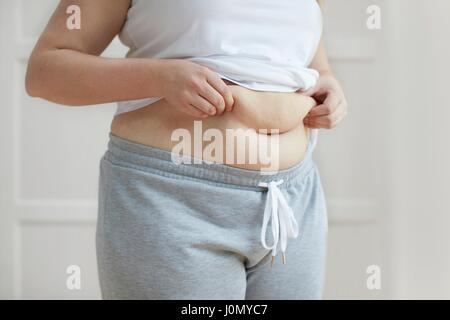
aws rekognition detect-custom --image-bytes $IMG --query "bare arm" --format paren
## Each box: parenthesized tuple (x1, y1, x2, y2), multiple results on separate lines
(308, 40, 332, 76)
(26, 0, 234, 116)
(25, 0, 168, 106)
(308, 0, 332, 75)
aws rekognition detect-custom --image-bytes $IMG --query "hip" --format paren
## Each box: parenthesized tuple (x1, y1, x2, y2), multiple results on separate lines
(96, 132, 328, 299)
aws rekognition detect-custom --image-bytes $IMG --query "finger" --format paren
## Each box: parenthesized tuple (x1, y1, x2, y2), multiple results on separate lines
(323, 91, 342, 111)
(307, 92, 341, 117)
(307, 104, 334, 117)
(299, 83, 329, 97)
(304, 115, 333, 129)
(183, 103, 210, 118)
(335, 107, 347, 125)
(304, 106, 345, 129)
(298, 86, 318, 96)
(303, 117, 314, 128)
(207, 75, 235, 112)
(197, 81, 226, 115)
(322, 107, 347, 128)
(190, 94, 218, 116)
(305, 100, 346, 128)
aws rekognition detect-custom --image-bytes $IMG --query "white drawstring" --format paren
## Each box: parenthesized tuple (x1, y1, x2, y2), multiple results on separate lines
(258, 179, 299, 266)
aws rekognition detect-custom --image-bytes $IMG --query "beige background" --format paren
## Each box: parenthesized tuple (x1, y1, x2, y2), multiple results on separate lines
(0, 0, 449, 299)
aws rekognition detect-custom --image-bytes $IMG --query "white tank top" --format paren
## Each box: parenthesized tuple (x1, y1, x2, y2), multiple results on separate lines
(116, 0, 323, 115)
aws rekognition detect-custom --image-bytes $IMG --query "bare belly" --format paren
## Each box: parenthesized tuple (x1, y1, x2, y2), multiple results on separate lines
(110, 82, 317, 171)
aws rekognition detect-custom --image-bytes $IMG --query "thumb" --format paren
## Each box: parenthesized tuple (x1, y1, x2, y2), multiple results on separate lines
(298, 85, 318, 96)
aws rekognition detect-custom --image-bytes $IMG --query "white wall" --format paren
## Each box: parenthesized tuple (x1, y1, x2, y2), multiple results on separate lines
(383, 0, 450, 299)
(322, 0, 450, 299)
(319, 0, 387, 299)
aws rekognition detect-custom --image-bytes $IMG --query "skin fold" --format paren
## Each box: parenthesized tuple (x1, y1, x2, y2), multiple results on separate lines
(111, 84, 316, 170)
(26, 0, 346, 171)
(227, 83, 317, 134)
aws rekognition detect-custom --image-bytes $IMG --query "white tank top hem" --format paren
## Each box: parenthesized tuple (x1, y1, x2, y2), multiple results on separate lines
(115, 0, 323, 116)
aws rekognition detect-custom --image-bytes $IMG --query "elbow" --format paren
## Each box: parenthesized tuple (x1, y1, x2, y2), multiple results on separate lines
(25, 72, 39, 98)
(24, 53, 81, 106)
(25, 53, 56, 101)
(25, 57, 44, 98)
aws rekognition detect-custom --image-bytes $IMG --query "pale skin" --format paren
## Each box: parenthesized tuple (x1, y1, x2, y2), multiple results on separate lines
(26, 0, 347, 170)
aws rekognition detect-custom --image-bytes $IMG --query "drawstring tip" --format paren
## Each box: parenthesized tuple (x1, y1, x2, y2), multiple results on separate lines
(282, 252, 286, 264)
(271, 255, 275, 267)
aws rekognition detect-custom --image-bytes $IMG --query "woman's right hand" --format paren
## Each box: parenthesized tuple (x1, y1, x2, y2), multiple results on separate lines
(158, 59, 235, 118)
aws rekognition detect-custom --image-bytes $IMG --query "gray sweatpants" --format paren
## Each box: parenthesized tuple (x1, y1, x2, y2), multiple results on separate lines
(96, 131, 328, 300)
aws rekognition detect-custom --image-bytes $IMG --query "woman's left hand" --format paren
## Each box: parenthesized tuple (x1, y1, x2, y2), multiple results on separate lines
(299, 72, 348, 129)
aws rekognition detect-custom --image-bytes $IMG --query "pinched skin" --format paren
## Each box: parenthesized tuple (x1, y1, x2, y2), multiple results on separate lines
(227, 84, 316, 134)
(111, 84, 316, 170)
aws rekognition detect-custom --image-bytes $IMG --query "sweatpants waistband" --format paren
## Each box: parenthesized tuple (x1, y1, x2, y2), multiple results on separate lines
(104, 129, 318, 191)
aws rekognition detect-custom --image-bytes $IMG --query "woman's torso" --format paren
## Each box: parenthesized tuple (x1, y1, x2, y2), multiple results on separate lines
(111, 0, 323, 171)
